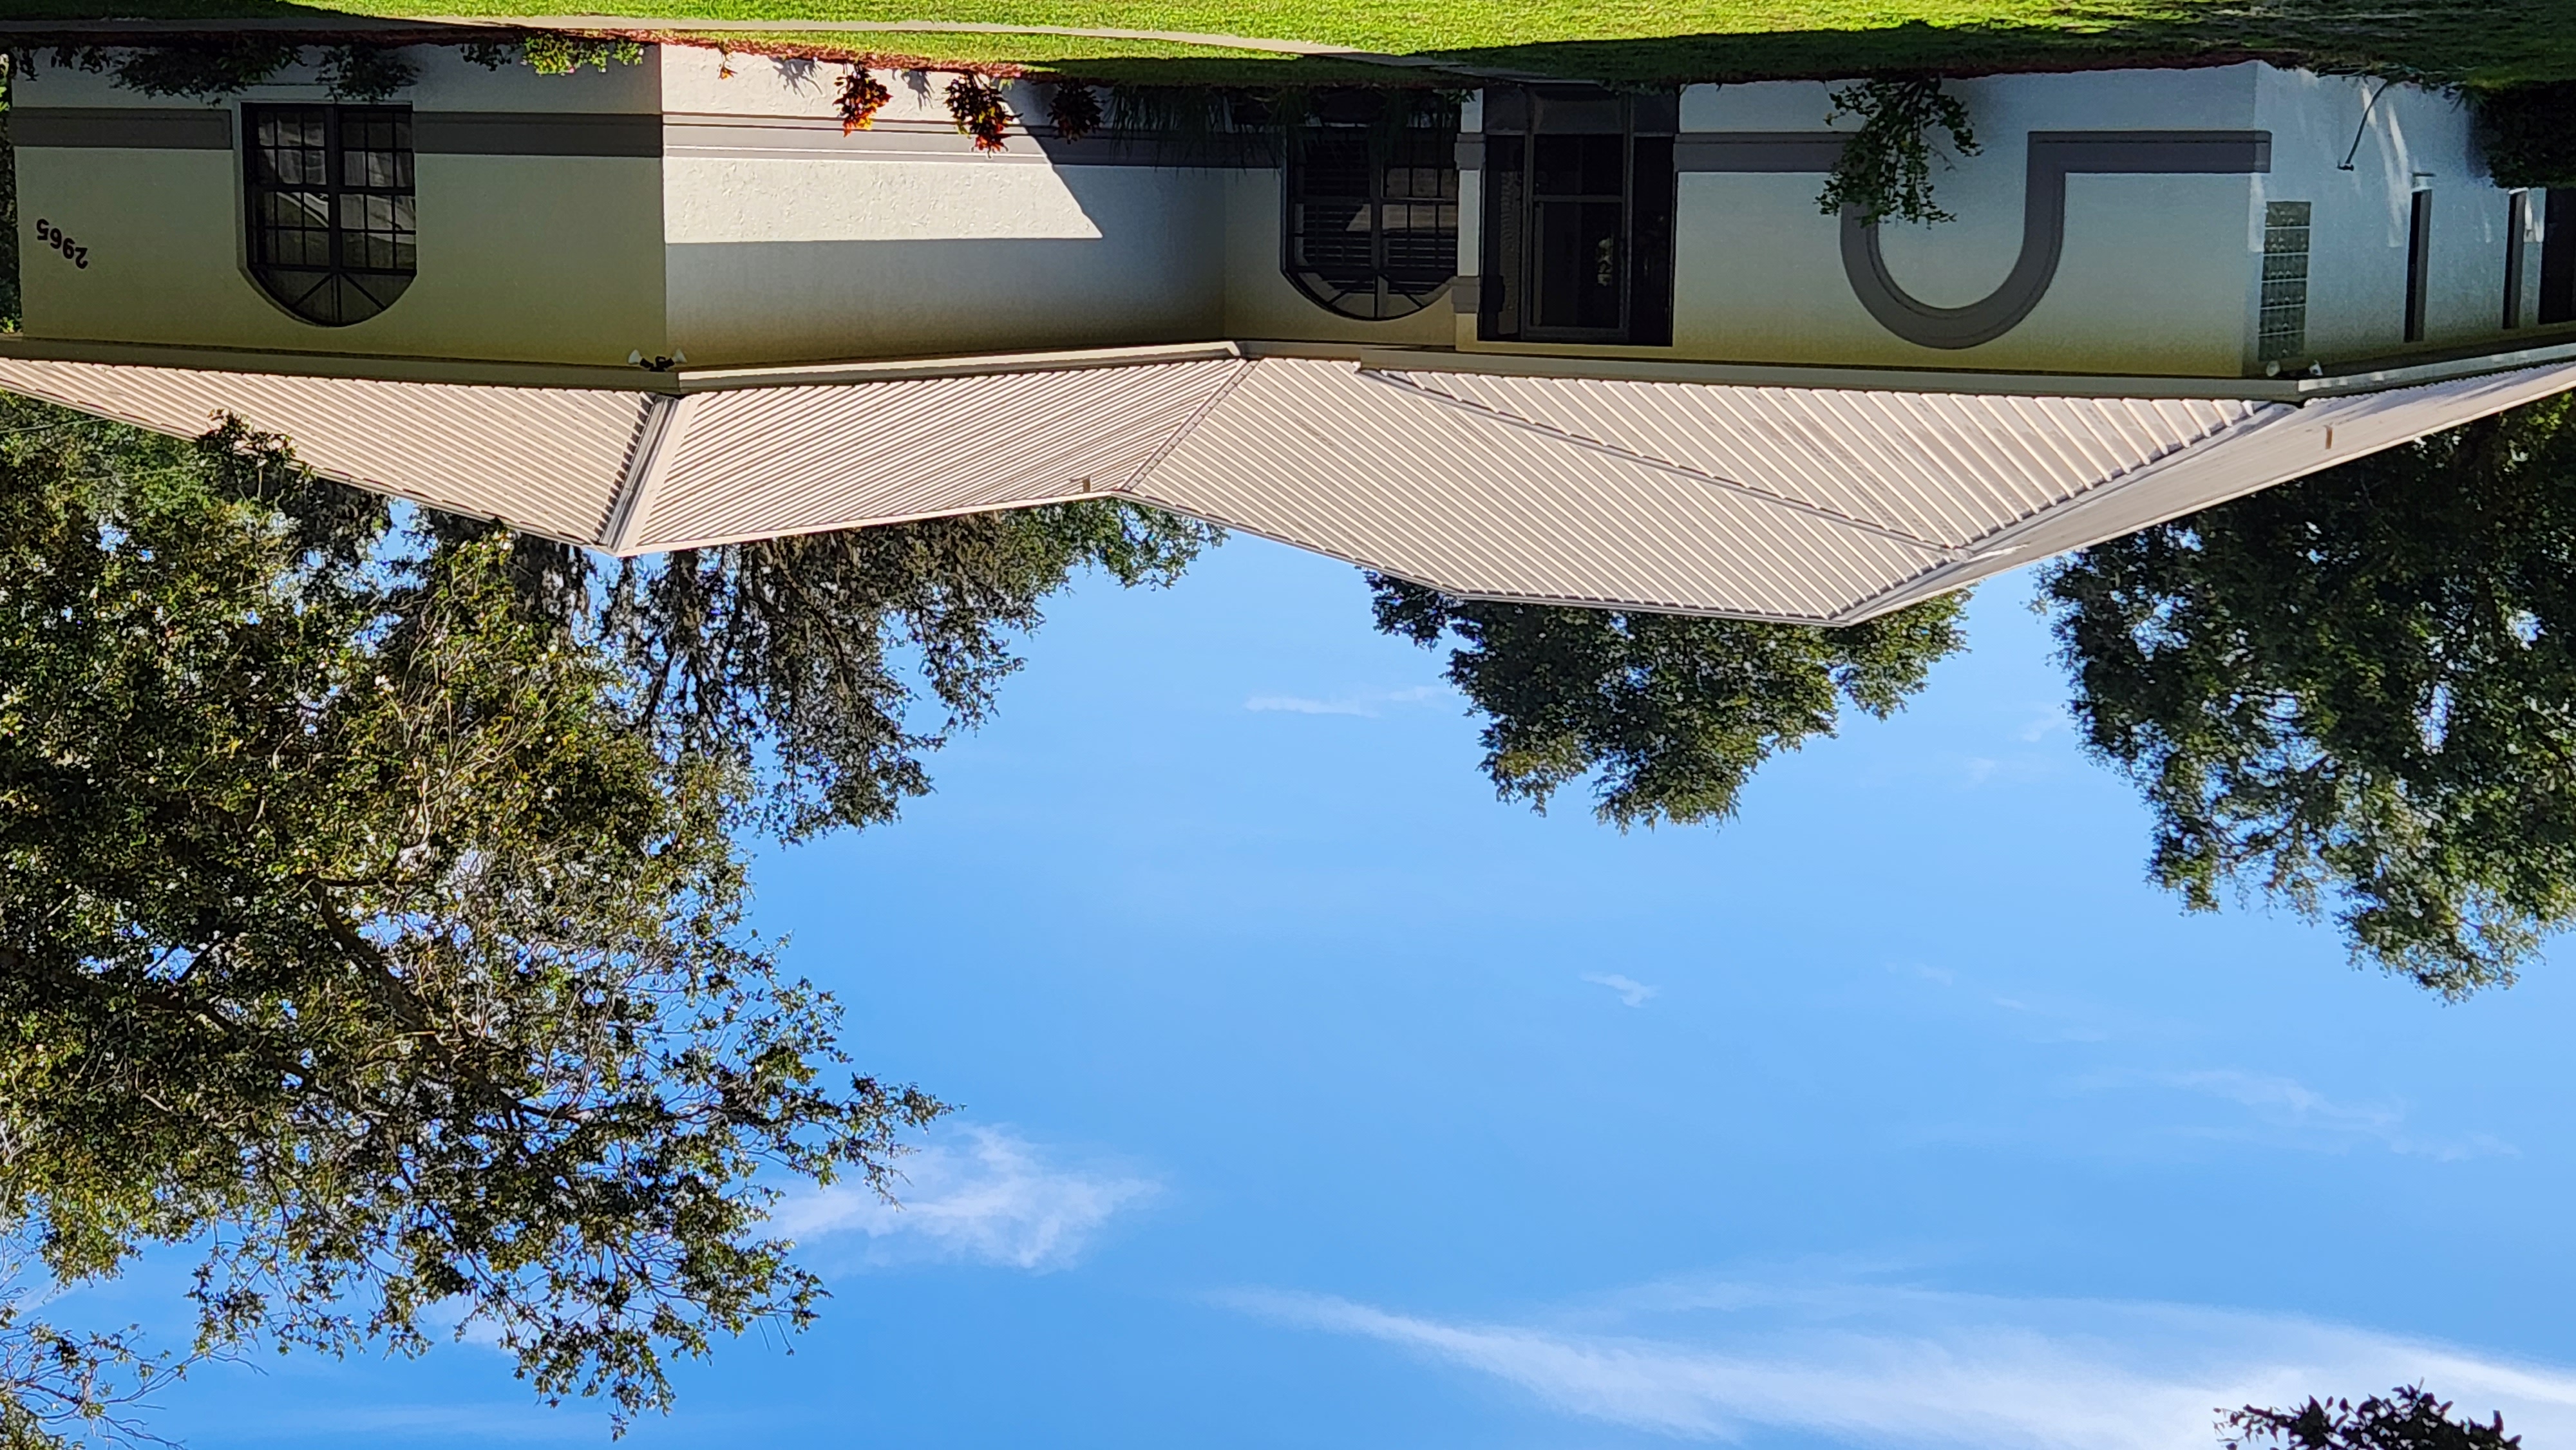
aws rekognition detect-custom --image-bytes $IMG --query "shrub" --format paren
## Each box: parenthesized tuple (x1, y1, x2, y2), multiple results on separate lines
(2471, 81, 2576, 187)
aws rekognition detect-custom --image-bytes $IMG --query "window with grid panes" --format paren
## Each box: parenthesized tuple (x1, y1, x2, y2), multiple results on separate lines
(1283, 102, 1459, 321)
(245, 105, 416, 326)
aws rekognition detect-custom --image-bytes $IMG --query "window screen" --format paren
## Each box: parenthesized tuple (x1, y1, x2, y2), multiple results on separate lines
(1477, 88, 1676, 347)
(1283, 99, 1460, 321)
(245, 105, 416, 326)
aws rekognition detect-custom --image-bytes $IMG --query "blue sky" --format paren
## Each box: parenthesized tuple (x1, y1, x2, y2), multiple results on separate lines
(138, 531, 2576, 1449)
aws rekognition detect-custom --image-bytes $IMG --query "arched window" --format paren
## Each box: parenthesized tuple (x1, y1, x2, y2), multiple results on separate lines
(1283, 97, 1459, 321)
(245, 105, 416, 326)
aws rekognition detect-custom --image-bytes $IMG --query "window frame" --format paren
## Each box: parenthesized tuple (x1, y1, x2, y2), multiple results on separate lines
(2542, 189, 2576, 327)
(1281, 105, 1461, 323)
(242, 102, 417, 328)
(1477, 88, 1678, 348)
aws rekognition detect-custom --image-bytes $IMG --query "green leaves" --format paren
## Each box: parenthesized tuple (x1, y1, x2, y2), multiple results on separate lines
(0, 397, 1213, 1440)
(2220, 1385, 2519, 1450)
(2043, 395, 2576, 995)
(1372, 577, 1967, 828)
(1817, 77, 1981, 227)
(604, 502, 1220, 843)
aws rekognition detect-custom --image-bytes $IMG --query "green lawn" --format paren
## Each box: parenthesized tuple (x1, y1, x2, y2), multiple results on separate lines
(6, 0, 2571, 85)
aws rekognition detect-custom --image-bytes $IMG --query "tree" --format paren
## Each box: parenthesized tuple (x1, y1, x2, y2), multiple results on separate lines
(2042, 395, 2576, 995)
(2220, 1385, 2519, 1450)
(0, 395, 1211, 1442)
(1370, 576, 1969, 827)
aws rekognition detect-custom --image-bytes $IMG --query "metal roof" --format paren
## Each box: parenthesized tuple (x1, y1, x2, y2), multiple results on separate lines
(1, 350, 2569, 625)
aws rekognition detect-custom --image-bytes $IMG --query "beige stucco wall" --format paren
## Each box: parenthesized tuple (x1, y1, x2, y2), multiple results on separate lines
(1454, 64, 2547, 377)
(659, 52, 1231, 364)
(2255, 68, 2543, 364)
(14, 48, 668, 366)
(1557, 68, 2261, 376)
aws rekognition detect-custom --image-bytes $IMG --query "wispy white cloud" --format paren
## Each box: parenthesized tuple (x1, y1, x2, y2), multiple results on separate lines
(1244, 694, 1376, 717)
(770, 1126, 1157, 1270)
(2016, 708, 2072, 744)
(1886, 962, 1956, 988)
(1231, 1281, 2576, 1450)
(1582, 972, 1659, 1008)
(1244, 684, 1446, 719)
(2148, 1069, 2515, 1161)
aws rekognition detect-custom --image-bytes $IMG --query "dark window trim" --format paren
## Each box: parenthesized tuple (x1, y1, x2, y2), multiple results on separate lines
(2403, 187, 2432, 343)
(2543, 189, 2576, 326)
(243, 103, 417, 328)
(1477, 88, 1678, 348)
(2505, 189, 2530, 330)
(1281, 107, 1461, 322)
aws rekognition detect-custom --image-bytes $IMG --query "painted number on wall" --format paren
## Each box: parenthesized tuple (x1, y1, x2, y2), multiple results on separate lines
(32, 220, 89, 269)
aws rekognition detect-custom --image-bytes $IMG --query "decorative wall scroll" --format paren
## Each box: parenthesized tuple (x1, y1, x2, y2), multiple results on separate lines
(1675, 129, 2272, 350)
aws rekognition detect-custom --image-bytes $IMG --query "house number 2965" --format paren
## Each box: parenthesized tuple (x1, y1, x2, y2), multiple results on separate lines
(32, 220, 88, 269)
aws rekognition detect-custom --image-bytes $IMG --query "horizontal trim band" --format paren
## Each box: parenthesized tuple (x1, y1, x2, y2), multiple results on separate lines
(1670, 128, 2271, 175)
(12, 107, 231, 149)
(413, 112, 661, 156)
(12, 106, 662, 156)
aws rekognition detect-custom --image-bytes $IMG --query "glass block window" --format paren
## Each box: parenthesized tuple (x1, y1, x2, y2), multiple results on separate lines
(1284, 105, 1459, 321)
(245, 105, 416, 326)
(2258, 201, 2311, 365)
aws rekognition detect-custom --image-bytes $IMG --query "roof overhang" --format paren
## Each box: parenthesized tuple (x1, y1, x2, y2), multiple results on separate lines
(1, 341, 2570, 625)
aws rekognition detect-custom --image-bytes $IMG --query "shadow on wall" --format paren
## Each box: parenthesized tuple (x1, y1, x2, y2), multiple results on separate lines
(667, 236, 1227, 363)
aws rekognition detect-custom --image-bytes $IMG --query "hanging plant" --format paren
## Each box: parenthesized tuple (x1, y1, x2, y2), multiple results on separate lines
(1047, 82, 1103, 142)
(1817, 77, 1979, 226)
(519, 35, 644, 75)
(838, 68, 893, 133)
(945, 73, 1012, 152)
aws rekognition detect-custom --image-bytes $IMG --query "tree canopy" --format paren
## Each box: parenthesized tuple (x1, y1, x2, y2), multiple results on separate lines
(2221, 1385, 2519, 1450)
(2043, 394, 2576, 996)
(1370, 576, 1968, 827)
(0, 395, 1212, 1444)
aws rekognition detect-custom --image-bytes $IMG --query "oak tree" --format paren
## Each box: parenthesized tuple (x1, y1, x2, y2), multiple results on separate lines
(0, 395, 1210, 1443)
(1371, 577, 1969, 827)
(2043, 394, 2576, 995)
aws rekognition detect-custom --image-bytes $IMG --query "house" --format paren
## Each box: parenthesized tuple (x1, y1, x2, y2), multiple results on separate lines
(3, 44, 2572, 623)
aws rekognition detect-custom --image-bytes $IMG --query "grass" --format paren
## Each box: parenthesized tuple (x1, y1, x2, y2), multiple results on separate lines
(649, 30, 1454, 82)
(3, 0, 2570, 84)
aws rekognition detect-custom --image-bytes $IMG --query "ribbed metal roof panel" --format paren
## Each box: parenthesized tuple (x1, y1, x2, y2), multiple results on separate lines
(1132, 357, 1941, 621)
(0, 357, 650, 545)
(1858, 357, 2576, 618)
(636, 359, 1248, 550)
(1379, 369, 2270, 547)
